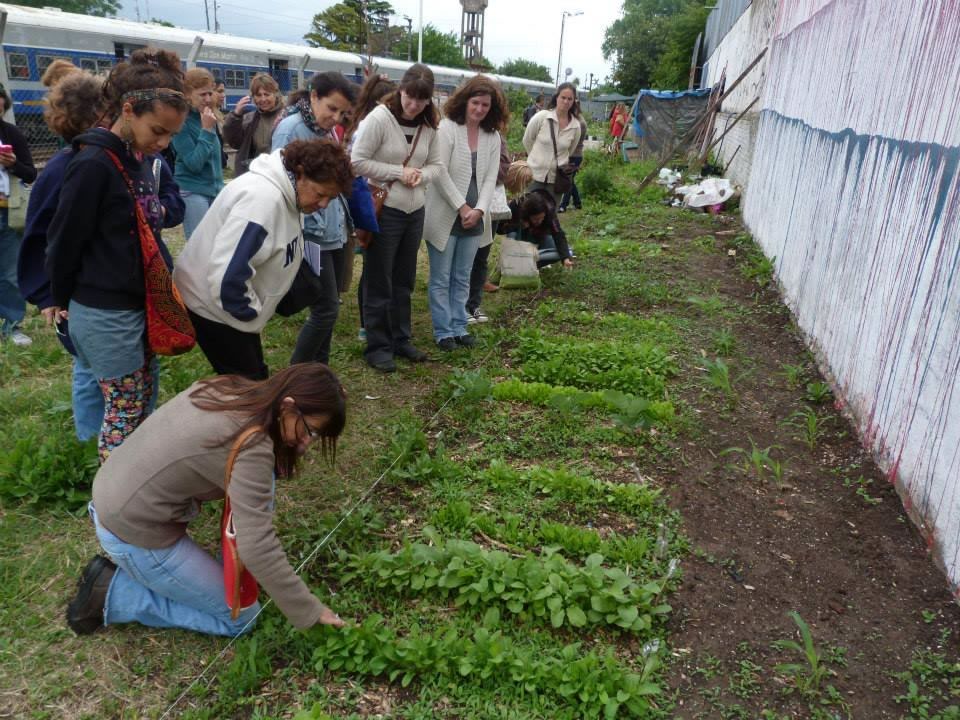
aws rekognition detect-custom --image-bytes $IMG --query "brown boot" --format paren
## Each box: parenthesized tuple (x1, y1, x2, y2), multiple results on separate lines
(483, 281, 499, 293)
(66, 555, 116, 634)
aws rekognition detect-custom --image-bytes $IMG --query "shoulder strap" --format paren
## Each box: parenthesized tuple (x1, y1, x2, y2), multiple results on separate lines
(103, 148, 138, 199)
(548, 119, 561, 169)
(224, 426, 265, 494)
(403, 124, 423, 168)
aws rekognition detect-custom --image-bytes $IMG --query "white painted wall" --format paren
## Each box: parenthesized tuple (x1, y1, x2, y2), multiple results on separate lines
(707, 0, 960, 589)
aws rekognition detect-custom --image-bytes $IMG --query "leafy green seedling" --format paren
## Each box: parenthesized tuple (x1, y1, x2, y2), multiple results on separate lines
(780, 362, 805, 388)
(712, 328, 737, 356)
(772, 611, 832, 697)
(805, 381, 832, 404)
(721, 439, 783, 484)
(781, 406, 830, 450)
(702, 357, 736, 404)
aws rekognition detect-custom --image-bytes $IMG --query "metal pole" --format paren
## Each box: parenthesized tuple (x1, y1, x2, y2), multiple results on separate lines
(417, 0, 423, 62)
(556, 12, 565, 87)
(203, 0, 210, 32)
(186, 36, 204, 70)
(0, 11, 12, 124)
(213, 0, 219, 33)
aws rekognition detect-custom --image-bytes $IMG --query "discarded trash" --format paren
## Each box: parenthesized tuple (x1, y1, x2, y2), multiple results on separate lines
(675, 177, 736, 209)
(657, 168, 682, 187)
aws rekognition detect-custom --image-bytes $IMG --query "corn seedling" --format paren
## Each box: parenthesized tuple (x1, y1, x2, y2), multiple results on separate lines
(702, 357, 736, 405)
(781, 406, 830, 450)
(741, 252, 776, 287)
(772, 611, 832, 697)
(843, 474, 882, 506)
(712, 328, 737, 356)
(805, 381, 832, 404)
(721, 439, 783, 484)
(780, 363, 805, 388)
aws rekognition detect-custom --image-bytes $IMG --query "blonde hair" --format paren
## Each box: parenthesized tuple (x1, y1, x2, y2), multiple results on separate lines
(184, 67, 215, 92)
(41, 59, 80, 88)
(505, 160, 533, 196)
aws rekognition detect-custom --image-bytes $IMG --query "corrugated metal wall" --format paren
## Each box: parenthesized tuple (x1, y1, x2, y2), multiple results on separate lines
(703, 0, 753, 64)
(733, 1, 960, 589)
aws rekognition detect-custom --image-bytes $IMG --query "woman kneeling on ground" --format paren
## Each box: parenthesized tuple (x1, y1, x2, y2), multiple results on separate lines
(497, 161, 573, 269)
(67, 363, 348, 637)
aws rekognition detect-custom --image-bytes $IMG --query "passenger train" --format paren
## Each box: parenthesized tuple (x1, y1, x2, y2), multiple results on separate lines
(0, 2, 556, 156)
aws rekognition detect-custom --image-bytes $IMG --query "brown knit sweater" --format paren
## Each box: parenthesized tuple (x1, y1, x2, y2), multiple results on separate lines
(92, 383, 327, 629)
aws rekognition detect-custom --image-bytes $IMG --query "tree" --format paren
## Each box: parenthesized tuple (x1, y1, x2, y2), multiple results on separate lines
(602, 0, 705, 92)
(411, 24, 467, 69)
(14, 0, 120, 15)
(497, 58, 552, 83)
(650, 3, 709, 88)
(304, 0, 393, 53)
(149, 17, 175, 27)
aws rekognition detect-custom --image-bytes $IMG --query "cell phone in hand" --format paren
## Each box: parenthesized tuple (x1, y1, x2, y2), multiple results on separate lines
(0, 144, 13, 153)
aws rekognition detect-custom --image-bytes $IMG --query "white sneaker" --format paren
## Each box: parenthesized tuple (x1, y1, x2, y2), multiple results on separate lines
(474, 308, 489, 323)
(467, 313, 478, 325)
(10, 330, 32, 346)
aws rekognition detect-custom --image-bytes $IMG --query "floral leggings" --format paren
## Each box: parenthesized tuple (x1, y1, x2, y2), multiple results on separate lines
(96, 357, 156, 463)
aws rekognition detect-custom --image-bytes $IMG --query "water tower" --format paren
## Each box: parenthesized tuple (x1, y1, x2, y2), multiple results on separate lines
(460, 0, 488, 66)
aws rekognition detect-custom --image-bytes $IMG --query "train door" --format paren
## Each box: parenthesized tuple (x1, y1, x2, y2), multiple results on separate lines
(268, 58, 289, 91)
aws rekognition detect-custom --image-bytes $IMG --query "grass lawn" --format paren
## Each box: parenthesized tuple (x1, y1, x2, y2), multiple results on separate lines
(2, 150, 959, 719)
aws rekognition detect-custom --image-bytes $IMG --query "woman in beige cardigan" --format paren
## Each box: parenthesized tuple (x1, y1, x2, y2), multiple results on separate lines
(522, 82, 582, 203)
(423, 76, 506, 350)
(350, 63, 443, 373)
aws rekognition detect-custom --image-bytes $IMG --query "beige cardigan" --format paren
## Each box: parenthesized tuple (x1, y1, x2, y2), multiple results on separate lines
(423, 119, 501, 252)
(522, 108, 582, 184)
(350, 104, 444, 214)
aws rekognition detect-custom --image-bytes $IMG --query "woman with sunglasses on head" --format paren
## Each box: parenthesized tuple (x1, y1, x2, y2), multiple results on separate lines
(66, 363, 349, 637)
(272, 71, 361, 368)
(45, 49, 189, 463)
(350, 63, 444, 373)
(522, 82, 582, 204)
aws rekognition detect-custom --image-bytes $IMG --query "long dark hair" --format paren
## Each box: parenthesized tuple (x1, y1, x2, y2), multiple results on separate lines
(346, 73, 395, 142)
(548, 82, 580, 118)
(384, 63, 438, 128)
(189, 364, 347, 477)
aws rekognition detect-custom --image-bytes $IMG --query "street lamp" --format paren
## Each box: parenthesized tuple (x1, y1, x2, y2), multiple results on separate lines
(556, 10, 583, 87)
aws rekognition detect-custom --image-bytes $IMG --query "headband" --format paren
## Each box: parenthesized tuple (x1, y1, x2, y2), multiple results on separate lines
(121, 88, 185, 105)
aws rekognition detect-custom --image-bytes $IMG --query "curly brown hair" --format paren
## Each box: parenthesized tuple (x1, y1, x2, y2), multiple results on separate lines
(44, 71, 106, 142)
(282, 138, 354, 197)
(443, 75, 509, 133)
(102, 47, 188, 119)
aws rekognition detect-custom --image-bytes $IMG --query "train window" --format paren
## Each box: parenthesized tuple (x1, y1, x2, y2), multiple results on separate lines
(80, 58, 97, 72)
(224, 68, 245, 89)
(97, 60, 114, 74)
(37, 55, 70, 77)
(211, 67, 222, 81)
(6, 52, 29, 79)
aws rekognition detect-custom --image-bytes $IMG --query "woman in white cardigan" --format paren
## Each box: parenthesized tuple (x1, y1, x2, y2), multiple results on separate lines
(423, 77, 505, 350)
(350, 63, 444, 373)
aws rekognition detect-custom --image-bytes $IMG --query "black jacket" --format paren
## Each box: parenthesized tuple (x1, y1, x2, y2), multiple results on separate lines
(0, 119, 37, 183)
(496, 188, 571, 260)
(46, 128, 169, 310)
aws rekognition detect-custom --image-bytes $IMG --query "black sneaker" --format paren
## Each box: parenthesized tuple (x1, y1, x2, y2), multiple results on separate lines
(395, 344, 428, 362)
(455, 334, 476, 348)
(67, 555, 116, 635)
(367, 357, 397, 373)
(437, 337, 457, 351)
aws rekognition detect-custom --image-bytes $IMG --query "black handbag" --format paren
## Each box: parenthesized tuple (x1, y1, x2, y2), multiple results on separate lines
(275, 259, 324, 317)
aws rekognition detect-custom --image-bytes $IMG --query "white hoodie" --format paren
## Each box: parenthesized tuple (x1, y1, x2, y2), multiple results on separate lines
(174, 150, 303, 333)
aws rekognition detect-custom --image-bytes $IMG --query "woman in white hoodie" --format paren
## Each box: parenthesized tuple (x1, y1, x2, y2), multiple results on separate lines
(423, 76, 505, 350)
(174, 139, 353, 379)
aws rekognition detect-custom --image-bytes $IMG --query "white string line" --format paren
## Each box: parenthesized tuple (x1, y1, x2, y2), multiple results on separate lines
(158, 335, 510, 719)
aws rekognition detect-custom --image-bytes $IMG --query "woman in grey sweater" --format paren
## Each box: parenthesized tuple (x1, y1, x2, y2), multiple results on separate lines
(66, 364, 348, 637)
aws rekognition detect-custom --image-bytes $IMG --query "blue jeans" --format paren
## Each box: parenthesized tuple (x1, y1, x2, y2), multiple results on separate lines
(181, 192, 215, 241)
(90, 503, 260, 637)
(71, 357, 104, 442)
(0, 209, 24, 337)
(427, 234, 479, 340)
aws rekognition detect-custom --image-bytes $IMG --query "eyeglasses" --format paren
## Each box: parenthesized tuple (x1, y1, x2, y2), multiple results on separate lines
(299, 412, 320, 439)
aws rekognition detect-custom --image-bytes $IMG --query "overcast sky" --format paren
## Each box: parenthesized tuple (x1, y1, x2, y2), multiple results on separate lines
(117, 0, 621, 86)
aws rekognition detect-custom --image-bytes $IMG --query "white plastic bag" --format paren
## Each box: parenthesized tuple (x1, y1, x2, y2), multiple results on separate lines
(489, 183, 512, 221)
(498, 236, 540, 289)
